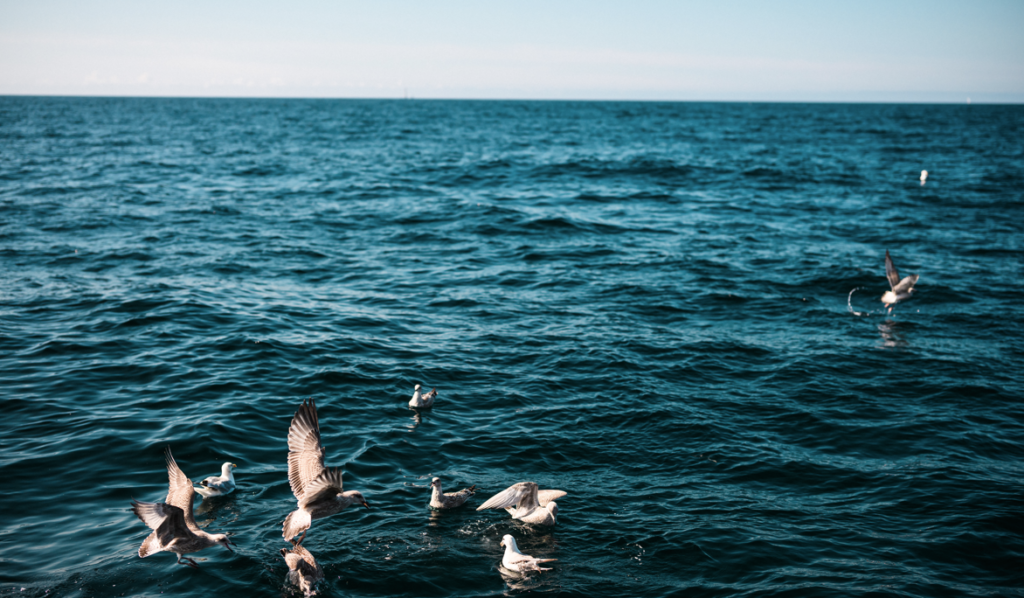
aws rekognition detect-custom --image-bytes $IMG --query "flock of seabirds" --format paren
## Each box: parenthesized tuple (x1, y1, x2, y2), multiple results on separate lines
(129, 250, 920, 594)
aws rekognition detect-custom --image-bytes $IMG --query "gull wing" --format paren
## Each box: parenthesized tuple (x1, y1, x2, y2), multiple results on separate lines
(299, 468, 344, 508)
(885, 250, 901, 290)
(893, 274, 919, 294)
(537, 489, 567, 506)
(164, 447, 198, 531)
(132, 500, 192, 545)
(288, 398, 327, 502)
(477, 481, 539, 511)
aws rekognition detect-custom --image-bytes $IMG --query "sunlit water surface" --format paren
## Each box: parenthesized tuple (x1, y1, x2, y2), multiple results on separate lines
(1, 98, 1022, 597)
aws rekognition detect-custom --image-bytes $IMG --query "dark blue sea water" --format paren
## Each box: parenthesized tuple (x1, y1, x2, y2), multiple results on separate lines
(1, 97, 1023, 598)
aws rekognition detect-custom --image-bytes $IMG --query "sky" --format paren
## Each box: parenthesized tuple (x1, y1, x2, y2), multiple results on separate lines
(1, 0, 1023, 102)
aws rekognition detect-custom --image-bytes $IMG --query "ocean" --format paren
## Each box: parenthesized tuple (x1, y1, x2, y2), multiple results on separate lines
(1, 97, 1022, 597)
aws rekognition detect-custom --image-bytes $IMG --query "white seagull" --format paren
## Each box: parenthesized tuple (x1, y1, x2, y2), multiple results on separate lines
(194, 462, 237, 499)
(499, 535, 557, 573)
(429, 477, 476, 509)
(131, 447, 235, 568)
(281, 543, 324, 596)
(920, 170, 928, 185)
(477, 481, 566, 526)
(409, 384, 437, 408)
(283, 398, 369, 544)
(881, 250, 920, 314)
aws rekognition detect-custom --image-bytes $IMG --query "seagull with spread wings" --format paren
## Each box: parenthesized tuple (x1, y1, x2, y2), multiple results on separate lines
(881, 250, 920, 313)
(282, 398, 369, 544)
(131, 447, 235, 568)
(476, 481, 566, 526)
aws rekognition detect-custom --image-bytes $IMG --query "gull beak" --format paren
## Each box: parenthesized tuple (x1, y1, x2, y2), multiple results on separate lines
(362, 501, 370, 509)
(224, 539, 235, 552)
(500, 539, 505, 547)
(232, 463, 238, 468)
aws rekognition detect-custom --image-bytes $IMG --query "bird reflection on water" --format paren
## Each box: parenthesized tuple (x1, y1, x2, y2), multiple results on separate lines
(878, 320, 912, 348)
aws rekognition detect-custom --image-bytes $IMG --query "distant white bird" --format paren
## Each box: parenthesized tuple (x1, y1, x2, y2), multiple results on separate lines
(282, 398, 370, 544)
(881, 250, 919, 314)
(499, 535, 556, 573)
(409, 384, 437, 408)
(920, 170, 928, 185)
(281, 543, 324, 596)
(132, 447, 235, 568)
(477, 481, 566, 526)
(429, 477, 476, 509)
(195, 462, 237, 499)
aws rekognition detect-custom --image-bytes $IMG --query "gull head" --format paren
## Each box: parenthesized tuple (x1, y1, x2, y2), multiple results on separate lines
(214, 533, 234, 552)
(414, 384, 422, 391)
(341, 490, 370, 508)
(430, 477, 441, 488)
(500, 534, 519, 551)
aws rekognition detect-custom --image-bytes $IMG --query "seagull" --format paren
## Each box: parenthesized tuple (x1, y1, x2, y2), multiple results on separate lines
(499, 535, 556, 573)
(132, 447, 235, 568)
(920, 170, 928, 185)
(283, 398, 369, 544)
(409, 384, 437, 408)
(477, 482, 566, 526)
(429, 477, 476, 509)
(194, 462, 237, 499)
(881, 250, 920, 314)
(281, 543, 324, 596)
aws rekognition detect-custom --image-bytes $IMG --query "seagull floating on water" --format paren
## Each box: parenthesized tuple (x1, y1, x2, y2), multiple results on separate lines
(409, 384, 437, 408)
(920, 170, 928, 185)
(429, 477, 476, 509)
(881, 250, 920, 314)
(195, 462, 237, 499)
(281, 543, 324, 596)
(499, 535, 556, 573)
(283, 398, 369, 544)
(477, 481, 566, 526)
(132, 447, 235, 568)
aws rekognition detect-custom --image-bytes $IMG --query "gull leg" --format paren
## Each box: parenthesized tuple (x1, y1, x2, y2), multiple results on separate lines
(295, 530, 307, 546)
(176, 555, 200, 569)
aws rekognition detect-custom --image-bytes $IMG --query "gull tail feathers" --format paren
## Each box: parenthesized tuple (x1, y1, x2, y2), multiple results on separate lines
(139, 530, 162, 558)
(283, 509, 312, 542)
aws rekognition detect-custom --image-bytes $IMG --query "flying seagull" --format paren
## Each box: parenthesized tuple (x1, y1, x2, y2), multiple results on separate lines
(195, 462, 237, 499)
(281, 543, 324, 596)
(499, 535, 557, 573)
(409, 384, 437, 408)
(881, 250, 919, 313)
(283, 398, 369, 544)
(429, 477, 476, 509)
(132, 447, 235, 568)
(477, 481, 566, 526)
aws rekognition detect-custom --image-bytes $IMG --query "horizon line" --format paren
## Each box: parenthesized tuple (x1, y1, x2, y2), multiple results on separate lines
(1, 93, 1020, 105)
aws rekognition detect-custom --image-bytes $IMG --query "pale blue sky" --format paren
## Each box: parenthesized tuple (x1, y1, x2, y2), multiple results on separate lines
(2, 1, 1022, 101)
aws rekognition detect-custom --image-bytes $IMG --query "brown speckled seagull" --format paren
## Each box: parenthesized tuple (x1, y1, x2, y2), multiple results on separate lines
(282, 398, 369, 544)
(280, 543, 325, 596)
(131, 447, 234, 568)
(429, 477, 476, 509)
(477, 481, 566, 526)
